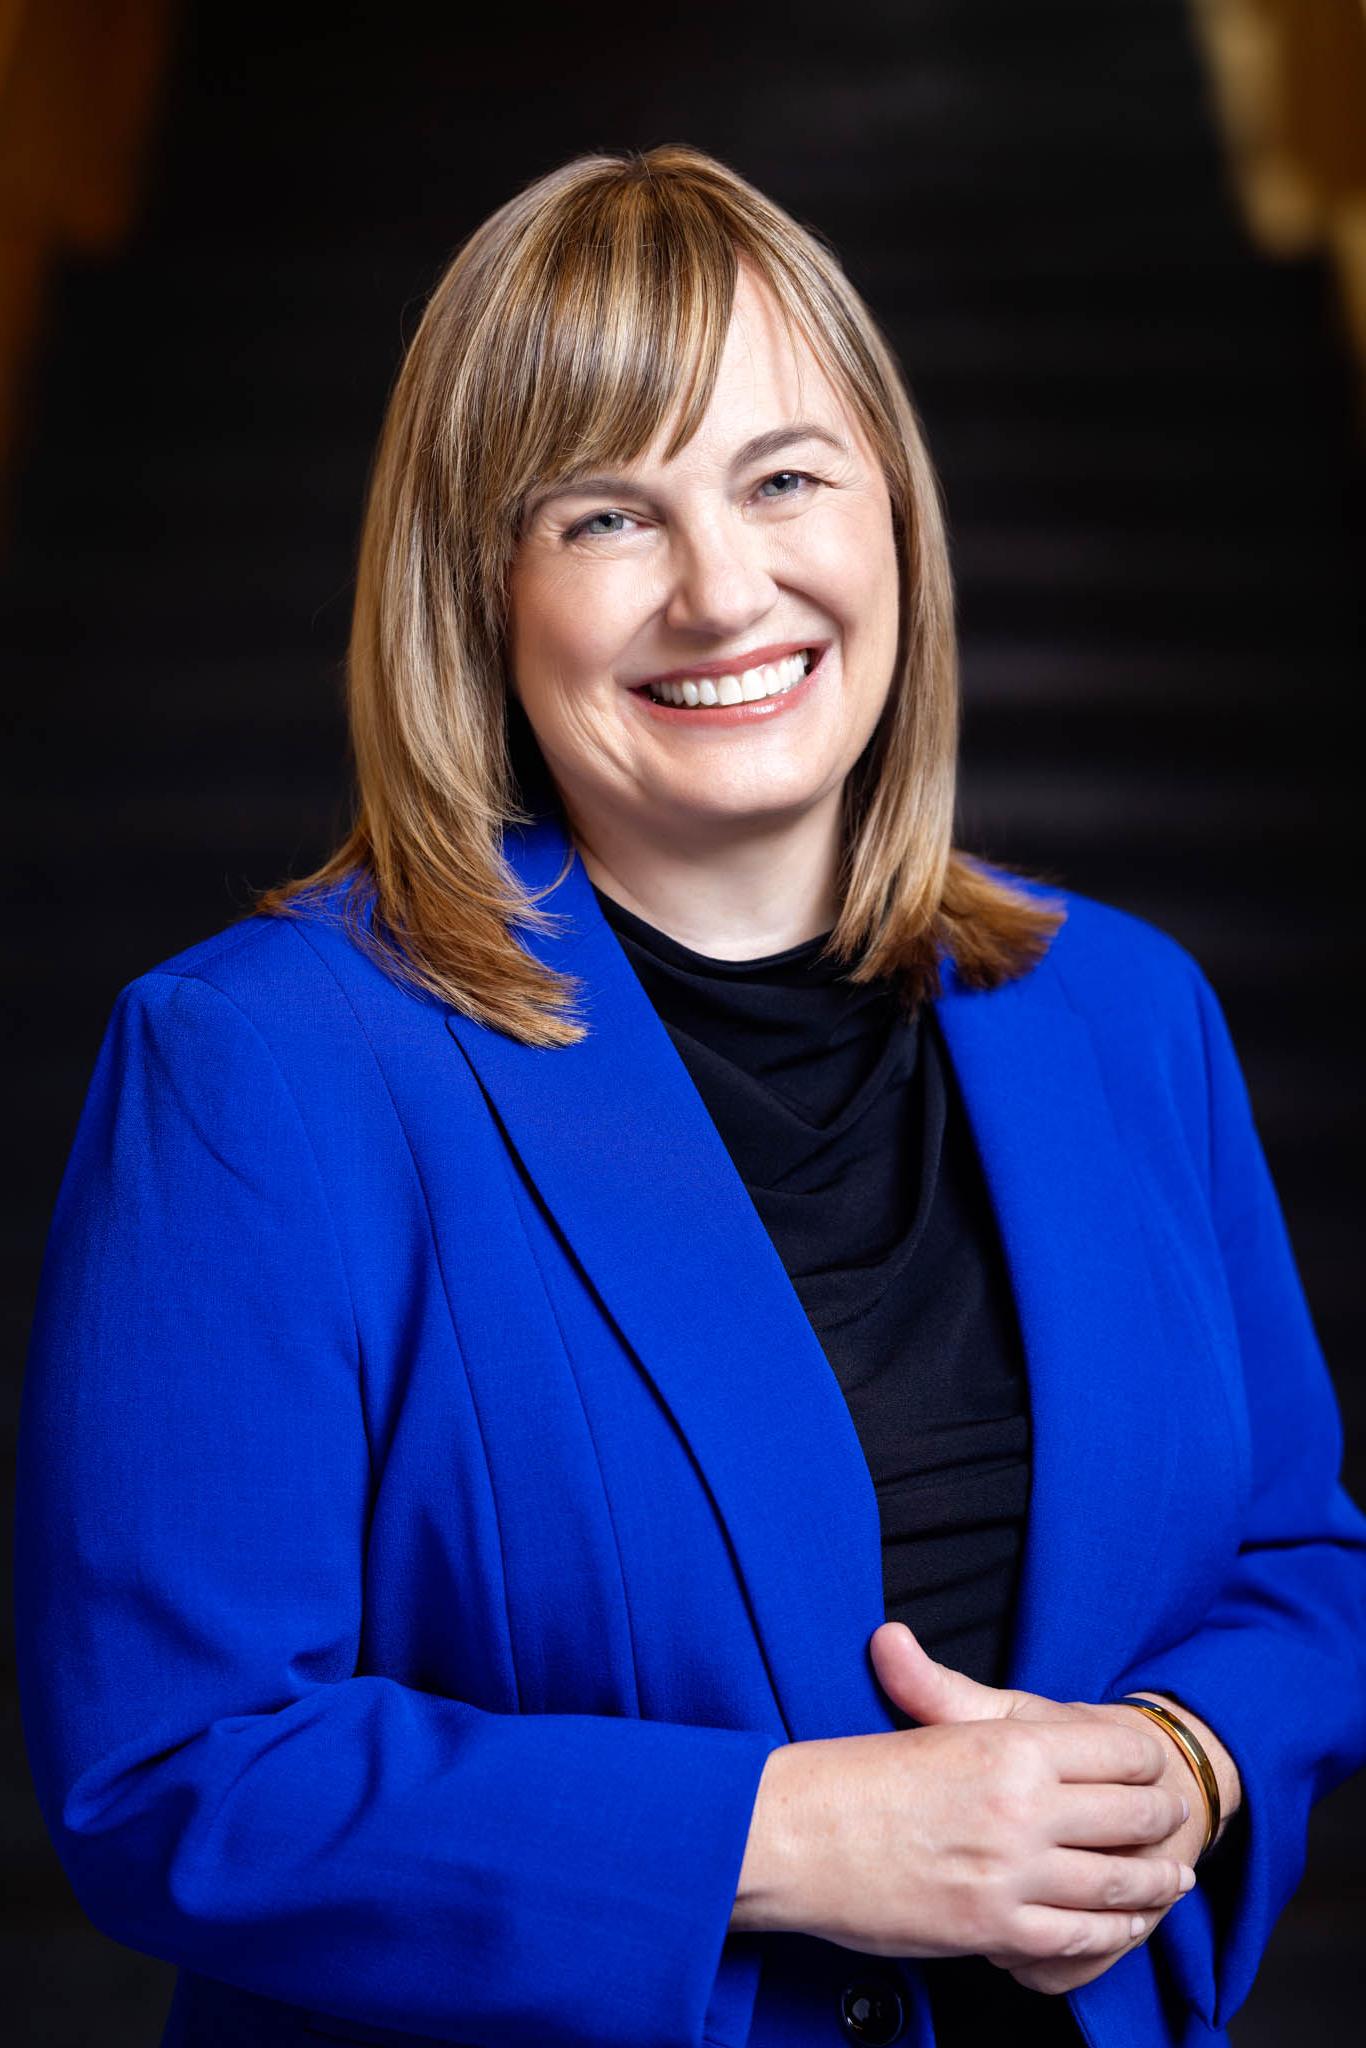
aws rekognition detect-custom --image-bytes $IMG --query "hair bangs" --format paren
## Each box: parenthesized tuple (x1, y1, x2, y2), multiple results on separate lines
(509, 181, 740, 521)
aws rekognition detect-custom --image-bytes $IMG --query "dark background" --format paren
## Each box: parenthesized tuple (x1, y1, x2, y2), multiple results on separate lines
(4, 1, 1364, 2039)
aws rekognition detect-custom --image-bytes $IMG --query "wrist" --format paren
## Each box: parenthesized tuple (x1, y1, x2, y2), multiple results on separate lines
(732, 1741, 807, 1933)
(1120, 1691, 1242, 1849)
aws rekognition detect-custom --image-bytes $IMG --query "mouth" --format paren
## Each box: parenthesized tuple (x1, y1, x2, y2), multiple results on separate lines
(629, 644, 824, 713)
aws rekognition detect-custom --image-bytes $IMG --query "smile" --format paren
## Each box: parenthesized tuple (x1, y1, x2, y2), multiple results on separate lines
(630, 646, 823, 721)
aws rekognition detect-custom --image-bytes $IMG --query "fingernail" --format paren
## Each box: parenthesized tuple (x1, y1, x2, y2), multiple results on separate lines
(1130, 1915, 1147, 1939)
(1179, 1794, 1190, 1822)
(1178, 1865, 1197, 1892)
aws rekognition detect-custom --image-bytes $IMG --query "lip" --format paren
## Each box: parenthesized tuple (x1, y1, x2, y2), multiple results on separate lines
(628, 643, 829, 730)
(626, 639, 825, 691)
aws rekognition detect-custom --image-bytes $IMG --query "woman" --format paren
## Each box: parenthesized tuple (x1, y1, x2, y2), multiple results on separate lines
(15, 146, 1366, 2048)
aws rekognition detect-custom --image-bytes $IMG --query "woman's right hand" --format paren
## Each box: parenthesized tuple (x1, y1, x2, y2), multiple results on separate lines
(730, 1715, 1194, 1969)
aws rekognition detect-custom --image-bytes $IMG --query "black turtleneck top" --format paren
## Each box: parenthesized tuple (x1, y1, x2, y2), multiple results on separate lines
(592, 880, 1085, 2046)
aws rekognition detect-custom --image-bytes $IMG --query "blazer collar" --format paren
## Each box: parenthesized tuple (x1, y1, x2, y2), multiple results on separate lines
(445, 808, 1178, 1740)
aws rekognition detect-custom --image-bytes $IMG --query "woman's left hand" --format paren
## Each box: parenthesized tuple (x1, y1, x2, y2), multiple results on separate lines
(868, 1622, 1242, 1996)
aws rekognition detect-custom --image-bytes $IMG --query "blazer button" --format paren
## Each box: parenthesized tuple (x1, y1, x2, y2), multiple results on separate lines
(838, 1974, 906, 2044)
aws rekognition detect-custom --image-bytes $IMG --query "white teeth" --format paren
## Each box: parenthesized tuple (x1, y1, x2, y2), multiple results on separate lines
(645, 650, 812, 708)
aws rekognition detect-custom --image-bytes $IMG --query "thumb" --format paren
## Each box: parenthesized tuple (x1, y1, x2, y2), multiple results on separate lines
(869, 1621, 1013, 1724)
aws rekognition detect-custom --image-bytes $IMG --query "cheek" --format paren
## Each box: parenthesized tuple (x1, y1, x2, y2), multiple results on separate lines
(510, 559, 645, 691)
(781, 500, 898, 634)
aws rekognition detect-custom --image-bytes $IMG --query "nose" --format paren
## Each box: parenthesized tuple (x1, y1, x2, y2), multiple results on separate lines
(662, 514, 777, 642)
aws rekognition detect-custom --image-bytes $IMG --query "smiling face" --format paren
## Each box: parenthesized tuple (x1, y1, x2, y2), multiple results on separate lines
(506, 265, 901, 876)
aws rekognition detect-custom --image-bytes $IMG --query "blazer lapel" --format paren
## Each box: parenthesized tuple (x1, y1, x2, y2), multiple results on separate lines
(446, 809, 1177, 1738)
(448, 810, 893, 1742)
(933, 961, 1180, 1702)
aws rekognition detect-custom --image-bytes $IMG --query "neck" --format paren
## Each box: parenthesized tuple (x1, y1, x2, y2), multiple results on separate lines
(561, 793, 844, 962)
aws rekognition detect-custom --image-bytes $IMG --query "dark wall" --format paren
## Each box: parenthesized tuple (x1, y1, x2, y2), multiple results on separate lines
(4, 3, 1363, 2041)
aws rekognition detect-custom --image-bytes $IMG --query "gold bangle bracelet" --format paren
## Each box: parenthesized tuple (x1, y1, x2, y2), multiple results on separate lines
(1117, 1695, 1221, 1857)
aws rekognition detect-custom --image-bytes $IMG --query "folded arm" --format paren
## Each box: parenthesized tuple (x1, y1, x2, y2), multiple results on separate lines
(15, 969, 784, 2048)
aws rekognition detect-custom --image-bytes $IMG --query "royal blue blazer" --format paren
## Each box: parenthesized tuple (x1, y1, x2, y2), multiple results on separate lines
(16, 805, 1366, 2048)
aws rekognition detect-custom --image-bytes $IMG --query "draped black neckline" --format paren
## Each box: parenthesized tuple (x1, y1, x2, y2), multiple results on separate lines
(588, 883, 947, 1334)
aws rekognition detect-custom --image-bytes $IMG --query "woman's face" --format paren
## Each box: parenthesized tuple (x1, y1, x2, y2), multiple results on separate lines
(507, 266, 900, 857)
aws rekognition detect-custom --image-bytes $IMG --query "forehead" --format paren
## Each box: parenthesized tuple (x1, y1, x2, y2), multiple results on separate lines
(645, 267, 852, 470)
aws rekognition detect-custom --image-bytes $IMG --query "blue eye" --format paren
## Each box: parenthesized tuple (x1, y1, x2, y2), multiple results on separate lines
(570, 510, 629, 540)
(758, 470, 812, 499)
(563, 471, 814, 541)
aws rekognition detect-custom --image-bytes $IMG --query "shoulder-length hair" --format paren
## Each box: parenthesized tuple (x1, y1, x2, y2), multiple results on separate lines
(253, 144, 1064, 1047)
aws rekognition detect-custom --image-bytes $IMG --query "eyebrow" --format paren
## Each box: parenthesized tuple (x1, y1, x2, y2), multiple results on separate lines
(526, 422, 850, 517)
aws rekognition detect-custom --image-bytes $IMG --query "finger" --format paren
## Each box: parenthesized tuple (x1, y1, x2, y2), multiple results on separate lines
(1007, 1902, 1157, 1965)
(869, 1623, 1014, 1721)
(1055, 1782, 1191, 1847)
(1037, 1719, 1168, 1784)
(1035, 1847, 1193, 1915)
(1000, 1689, 1085, 1724)
(997, 1956, 1115, 1997)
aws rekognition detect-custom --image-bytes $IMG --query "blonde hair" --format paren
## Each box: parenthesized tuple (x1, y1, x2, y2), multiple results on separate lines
(253, 144, 1064, 1046)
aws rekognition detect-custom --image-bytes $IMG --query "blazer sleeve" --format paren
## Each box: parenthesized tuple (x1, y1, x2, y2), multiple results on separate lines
(1102, 955, 1366, 2033)
(14, 968, 786, 2048)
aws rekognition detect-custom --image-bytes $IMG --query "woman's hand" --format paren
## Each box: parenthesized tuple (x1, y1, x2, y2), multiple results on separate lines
(868, 1623, 1241, 1996)
(732, 1687, 1192, 1968)
(1007, 1689, 1241, 1996)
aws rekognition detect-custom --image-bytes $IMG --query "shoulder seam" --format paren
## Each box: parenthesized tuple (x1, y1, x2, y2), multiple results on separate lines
(134, 908, 280, 983)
